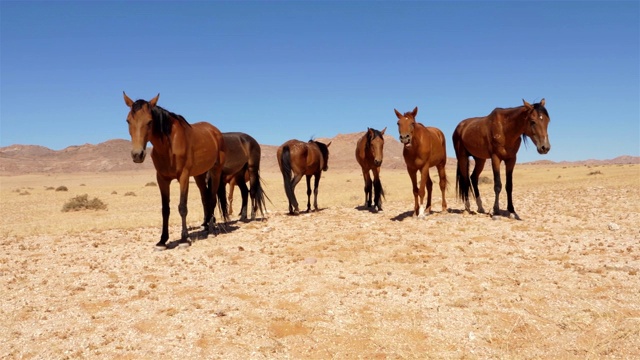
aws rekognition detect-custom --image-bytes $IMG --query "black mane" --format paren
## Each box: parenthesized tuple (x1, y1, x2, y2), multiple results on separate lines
(131, 100, 191, 138)
(367, 128, 384, 146)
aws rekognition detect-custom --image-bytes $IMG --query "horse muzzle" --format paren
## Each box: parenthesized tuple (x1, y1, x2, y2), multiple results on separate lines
(399, 135, 411, 146)
(374, 159, 383, 166)
(537, 142, 551, 155)
(131, 149, 146, 163)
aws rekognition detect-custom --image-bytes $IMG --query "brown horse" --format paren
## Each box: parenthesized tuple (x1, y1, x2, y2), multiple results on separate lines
(221, 132, 268, 221)
(395, 107, 448, 217)
(452, 99, 551, 219)
(123, 92, 228, 249)
(355, 127, 386, 211)
(277, 139, 331, 215)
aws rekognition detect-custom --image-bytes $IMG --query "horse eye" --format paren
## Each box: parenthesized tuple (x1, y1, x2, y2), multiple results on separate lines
(530, 121, 536, 126)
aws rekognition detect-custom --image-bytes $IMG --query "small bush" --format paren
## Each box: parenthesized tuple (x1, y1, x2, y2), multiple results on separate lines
(111, 191, 118, 195)
(19, 191, 31, 196)
(62, 194, 107, 212)
(124, 192, 136, 197)
(478, 176, 492, 184)
(45, 186, 55, 191)
(145, 182, 157, 187)
(79, 184, 86, 187)
(56, 186, 69, 192)
(588, 170, 603, 176)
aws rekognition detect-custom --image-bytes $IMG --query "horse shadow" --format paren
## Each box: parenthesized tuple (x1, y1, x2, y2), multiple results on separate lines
(390, 211, 415, 221)
(354, 205, 383, 213)
(164, 223, 240, 249)
(286, 208, 327, 216)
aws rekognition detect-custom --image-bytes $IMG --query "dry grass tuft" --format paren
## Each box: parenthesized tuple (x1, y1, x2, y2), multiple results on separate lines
(55, 185, 68, 192)
(124, 191, 136, 197)
(61, 194, 107, 212)
(145, 182, 157, 187)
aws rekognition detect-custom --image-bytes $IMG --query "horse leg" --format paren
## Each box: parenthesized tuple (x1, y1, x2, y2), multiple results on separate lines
(237, 176, 250, 221)
(437, 165, 447, 213)
(490, 155, 503, 216)
(289, 173, 303, 214)
(227, 179, 235, 216)
(470, 158, 486, 213)
(248, 166, 259, 220)
(305, 175, 313, 212)
(373, 166, 383, 212)
(156, 174, 171, 250)
(504, 157, 520, 220)
(194, 173, 212, 229)
(407, 169, 420, 217)
(177, 171, 191, 247)
(423, 169, 433, 216)
(312, 172, 322, 211)
(362, 168, 373, 208)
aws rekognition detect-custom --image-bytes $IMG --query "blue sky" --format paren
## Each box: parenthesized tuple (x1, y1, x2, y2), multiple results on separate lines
(1, 1, 638, 162)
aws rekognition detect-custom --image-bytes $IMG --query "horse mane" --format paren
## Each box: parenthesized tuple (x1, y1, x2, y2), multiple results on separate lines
(131, 100, 191, 138)
(310, 140, 330, 166)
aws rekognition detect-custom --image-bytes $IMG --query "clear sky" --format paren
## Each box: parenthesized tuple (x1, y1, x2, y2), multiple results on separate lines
(1, 1, 638, 162)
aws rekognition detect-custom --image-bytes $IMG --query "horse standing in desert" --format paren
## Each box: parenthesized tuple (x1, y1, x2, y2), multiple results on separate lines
(355, 127, 386, 211)
(277, 139, 331, 215)
(452, 99, 551, 219)
(123, 92, 228, 249)
(221, 132, 268, 221)
(396, 107, 448, 217)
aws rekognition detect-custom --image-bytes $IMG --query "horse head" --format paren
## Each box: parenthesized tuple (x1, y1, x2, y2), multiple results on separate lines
(522, 99, 551, 155)
(123, 92, 159, 163)
(367, 127, 386, 166)
(395, 107, 418, 147)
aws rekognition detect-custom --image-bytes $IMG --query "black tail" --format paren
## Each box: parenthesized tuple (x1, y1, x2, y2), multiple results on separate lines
(216, 175, 229, 223)
(251, 170, 271, 219)
(456, 159, 471, 202)
(280, 145, 297, 209)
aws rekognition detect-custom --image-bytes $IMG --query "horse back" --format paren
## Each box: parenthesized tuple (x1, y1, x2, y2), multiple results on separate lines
(188, 122, 225, 175)
(453, 116, 492, 160)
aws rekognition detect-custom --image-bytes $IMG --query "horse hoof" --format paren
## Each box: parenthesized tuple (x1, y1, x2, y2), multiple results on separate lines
(178, 241, 191, 248)
(154, 244, 167, 251)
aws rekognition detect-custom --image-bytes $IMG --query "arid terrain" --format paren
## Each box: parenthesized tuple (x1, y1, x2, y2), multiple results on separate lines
(1, 135, 639, 359)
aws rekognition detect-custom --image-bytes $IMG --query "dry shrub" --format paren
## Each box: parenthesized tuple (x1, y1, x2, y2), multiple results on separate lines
(124, 192, 136, 197)
(479, 176, 492, 184)
(588, 170, 603, 176)
(56, 186, 69, 192)
(145, 182, 157, 187)
(62, 194, 107, 212)
(45, 186, 55, 191)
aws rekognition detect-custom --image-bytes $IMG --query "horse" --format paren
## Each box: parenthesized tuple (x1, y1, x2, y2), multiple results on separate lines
(123, 92, 228, 249)
(221, 132, 269, 221)
(355, 127, 387, 211)
(395, 107, 448, 217)
(277, 139, 331, 215)
(452, 99, 551, 219)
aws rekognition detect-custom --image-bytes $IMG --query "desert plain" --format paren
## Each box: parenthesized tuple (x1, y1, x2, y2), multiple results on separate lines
(1, 137, 639, 359)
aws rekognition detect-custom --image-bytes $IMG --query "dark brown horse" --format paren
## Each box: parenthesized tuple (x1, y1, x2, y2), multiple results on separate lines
(452, 99, 551, 219)
(123, 92, 228, 249)
(355, 127, 386, 211)
(221, 132, 268, 221)
(277, 139, 331, 215)
(395, 107, 448, 217)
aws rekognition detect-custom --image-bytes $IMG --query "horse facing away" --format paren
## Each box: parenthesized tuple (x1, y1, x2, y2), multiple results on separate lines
(221, 132, 269, 221)
(277, 139, 331, 215)
(395, 107, 448, 217)
(123, 92, 229, 249)
(355, 127, 387, 211)
(452, 99, 551, 219)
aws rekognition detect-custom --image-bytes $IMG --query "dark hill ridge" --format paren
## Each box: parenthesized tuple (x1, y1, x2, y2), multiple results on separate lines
(1, 135, 637, 175)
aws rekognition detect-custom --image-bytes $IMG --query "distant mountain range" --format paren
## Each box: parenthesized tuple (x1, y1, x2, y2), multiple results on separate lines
(0, 133, 637, 175)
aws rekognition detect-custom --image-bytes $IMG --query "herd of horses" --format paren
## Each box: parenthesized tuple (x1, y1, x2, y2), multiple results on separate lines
(123, 92, 551, 249)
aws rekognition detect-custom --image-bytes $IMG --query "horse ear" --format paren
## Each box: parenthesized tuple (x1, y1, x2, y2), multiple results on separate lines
(149, 93, 160, 108)
(326, 141, 331, 148)
(523, 99, 533, 110)
(540, 98, 546, 107)
(123, 92, 134, 108)
(412, 107, 418, 118)
(380, 127, 387, 135)
(394, 109, 403, 119)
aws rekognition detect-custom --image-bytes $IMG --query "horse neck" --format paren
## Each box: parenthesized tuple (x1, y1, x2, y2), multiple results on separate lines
(499, 107, 529, 138)
(148, 117, 178, 154)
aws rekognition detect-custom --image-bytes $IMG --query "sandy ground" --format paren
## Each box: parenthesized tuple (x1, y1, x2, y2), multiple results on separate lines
(1, 163, 639, 359)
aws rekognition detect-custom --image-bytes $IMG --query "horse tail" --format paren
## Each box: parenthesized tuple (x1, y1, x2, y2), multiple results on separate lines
(216, 173, 230, 223)
(280, 145, 296, 206)
(456, 159, 470, 203)
(252, 169, 271, 219)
